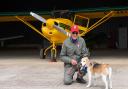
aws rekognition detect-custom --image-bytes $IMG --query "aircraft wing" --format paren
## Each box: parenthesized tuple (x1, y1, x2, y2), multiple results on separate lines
(0, 12, 51, 22)
(74, 7, 128, 36)
(74, 7, 128, 19)
(0, 7, 127, 22)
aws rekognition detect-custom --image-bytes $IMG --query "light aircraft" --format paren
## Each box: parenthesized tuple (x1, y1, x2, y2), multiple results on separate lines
(15, 9, 128, 62)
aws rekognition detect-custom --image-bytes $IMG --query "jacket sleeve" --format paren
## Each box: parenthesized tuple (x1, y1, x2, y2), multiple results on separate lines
(81, 40, 89, 57)
(60, 43, 72, 63)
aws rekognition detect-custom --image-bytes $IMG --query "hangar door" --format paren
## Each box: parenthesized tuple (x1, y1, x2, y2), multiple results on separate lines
(118, 27, 127, 49)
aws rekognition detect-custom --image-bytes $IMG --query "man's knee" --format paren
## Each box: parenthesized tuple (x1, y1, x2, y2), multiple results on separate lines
(64, 79, 73, 85)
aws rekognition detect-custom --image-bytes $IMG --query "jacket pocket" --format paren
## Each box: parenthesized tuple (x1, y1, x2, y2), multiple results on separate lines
(67, 47, 74, 55)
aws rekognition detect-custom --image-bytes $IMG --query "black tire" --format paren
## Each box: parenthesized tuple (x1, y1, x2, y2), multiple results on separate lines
(51, 49, 57, 60)
(40, 48, 46, 59)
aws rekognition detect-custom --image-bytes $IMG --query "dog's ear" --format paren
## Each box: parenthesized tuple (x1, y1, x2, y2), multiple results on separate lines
(90, 62, 93, 66)
(84, 57, 90, 66)
(86, 57, 90, 63)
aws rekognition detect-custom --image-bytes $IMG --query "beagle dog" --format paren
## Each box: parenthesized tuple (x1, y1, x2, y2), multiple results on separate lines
(80, 57, 112, 89)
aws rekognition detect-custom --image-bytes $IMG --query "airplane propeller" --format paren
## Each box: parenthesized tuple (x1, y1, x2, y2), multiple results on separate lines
(30, 12, 46, 23)
(30, 12, 70, 37)
(53, 22, 71, 37)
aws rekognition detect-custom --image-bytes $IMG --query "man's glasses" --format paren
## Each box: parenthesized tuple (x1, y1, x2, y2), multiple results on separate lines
(72, 32, 78, 35)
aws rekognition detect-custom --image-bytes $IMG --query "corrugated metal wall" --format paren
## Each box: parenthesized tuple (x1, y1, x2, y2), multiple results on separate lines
(87, 16, 128, 49)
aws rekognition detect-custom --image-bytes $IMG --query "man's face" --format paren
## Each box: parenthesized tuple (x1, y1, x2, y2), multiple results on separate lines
(71, 31, 79, 40)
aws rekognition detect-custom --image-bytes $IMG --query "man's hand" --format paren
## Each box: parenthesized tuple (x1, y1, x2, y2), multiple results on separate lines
(71, 59, 77, 65)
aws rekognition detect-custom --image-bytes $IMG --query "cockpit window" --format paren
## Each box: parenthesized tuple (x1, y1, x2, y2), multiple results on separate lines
(58, 23, 71, 30)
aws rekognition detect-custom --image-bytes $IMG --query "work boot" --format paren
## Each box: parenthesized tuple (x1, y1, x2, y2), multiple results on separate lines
(76, 77, 86, 84)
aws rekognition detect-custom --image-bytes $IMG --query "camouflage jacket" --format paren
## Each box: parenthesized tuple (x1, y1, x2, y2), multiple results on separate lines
(60, 36, 89, 64)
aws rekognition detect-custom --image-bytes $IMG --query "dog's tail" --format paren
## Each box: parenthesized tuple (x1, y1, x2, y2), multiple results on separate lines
(108, 67, 112, 89)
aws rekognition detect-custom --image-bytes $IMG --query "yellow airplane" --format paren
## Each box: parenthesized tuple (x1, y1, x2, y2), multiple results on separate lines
(15, 9, 128, 62)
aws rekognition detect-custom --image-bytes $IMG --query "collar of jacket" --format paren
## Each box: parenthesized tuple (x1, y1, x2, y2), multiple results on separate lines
(70, 36, 79, 44)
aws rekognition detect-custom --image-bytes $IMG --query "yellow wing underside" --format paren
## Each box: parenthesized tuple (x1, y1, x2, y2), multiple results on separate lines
(0, 10, 127, 22)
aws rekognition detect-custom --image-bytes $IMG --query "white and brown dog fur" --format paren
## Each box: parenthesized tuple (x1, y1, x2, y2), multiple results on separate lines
(80, 57, 112, 89)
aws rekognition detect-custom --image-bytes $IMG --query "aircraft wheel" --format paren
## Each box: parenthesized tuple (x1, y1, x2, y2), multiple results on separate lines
(51, 49, 57, 62)
(40, 48, 46, 59)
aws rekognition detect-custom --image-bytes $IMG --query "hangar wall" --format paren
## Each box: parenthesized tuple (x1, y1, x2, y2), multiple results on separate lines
(86, 16, 128, 49)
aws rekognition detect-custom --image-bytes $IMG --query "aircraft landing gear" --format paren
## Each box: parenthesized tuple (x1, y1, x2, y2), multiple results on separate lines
(50, 48, 57, 62)
(40, 48, 46, 59)
(39, 42, 57, 62)
(50, 42, 57, 62)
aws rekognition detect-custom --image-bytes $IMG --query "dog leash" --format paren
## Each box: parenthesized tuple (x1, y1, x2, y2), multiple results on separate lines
(67, 65, 83, 76)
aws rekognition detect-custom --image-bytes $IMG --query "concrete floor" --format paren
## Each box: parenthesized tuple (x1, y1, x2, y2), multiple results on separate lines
(0, 48, 128, 89)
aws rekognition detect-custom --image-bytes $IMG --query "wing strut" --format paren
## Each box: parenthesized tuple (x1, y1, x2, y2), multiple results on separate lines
(15, 16, 52, 43)
(80, 11, 115, 36)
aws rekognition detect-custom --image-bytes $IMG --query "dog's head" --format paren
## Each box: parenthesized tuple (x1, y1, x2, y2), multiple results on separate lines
(80, 57, 90, 72)
(80, 57, 90, 67)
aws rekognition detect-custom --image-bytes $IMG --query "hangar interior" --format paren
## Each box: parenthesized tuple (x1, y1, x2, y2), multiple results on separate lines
(0, 16, 127, 50)
(85, 16, 128, 49)
(0, 9, 128, 59)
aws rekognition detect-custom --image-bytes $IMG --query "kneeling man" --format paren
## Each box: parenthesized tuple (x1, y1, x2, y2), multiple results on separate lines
(60, 25, 89, 85)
